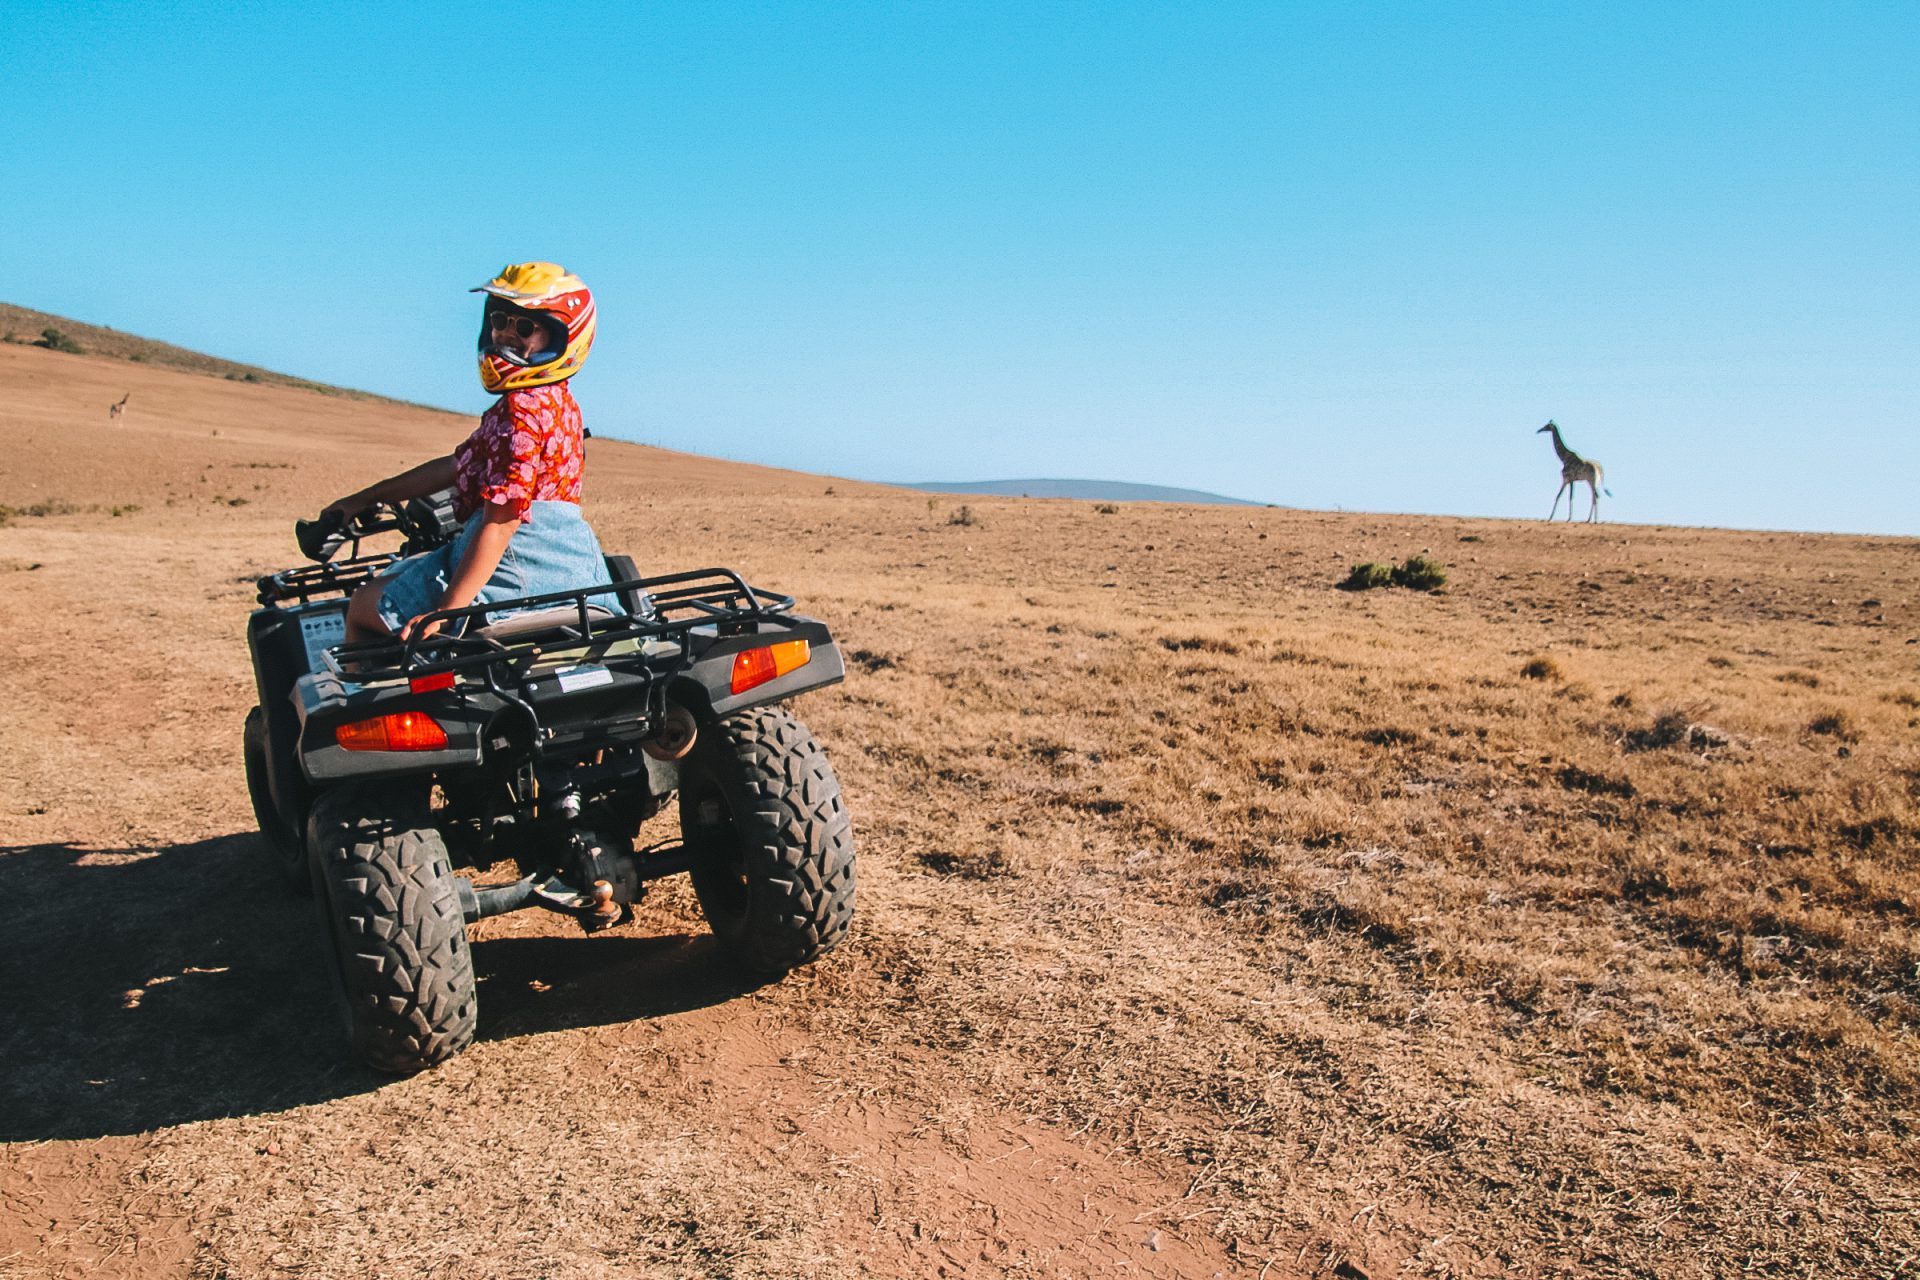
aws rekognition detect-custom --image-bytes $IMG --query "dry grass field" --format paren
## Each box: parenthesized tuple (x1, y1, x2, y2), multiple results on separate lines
(1, 339, 1915, 1278)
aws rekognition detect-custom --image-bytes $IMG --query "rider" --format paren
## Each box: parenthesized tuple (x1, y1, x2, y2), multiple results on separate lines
(328, 262, 621, 641)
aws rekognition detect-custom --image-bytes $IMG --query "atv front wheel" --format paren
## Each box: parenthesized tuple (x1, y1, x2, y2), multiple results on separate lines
(307, 783, 477, 1073)
(243, 706, 309, 893)
(679, 707, 855, 975)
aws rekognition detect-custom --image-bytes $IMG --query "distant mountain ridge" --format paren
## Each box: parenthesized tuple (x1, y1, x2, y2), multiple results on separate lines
(0, 301, 448, 412)
(905, 478, 1265, 506)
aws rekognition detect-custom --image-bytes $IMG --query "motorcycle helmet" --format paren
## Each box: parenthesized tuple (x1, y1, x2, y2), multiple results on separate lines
(472, 262, 596, 393)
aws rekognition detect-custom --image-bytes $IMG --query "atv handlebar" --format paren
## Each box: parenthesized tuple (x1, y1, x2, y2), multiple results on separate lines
(259, 490, 461, 605)
(294, 490, 460, 565)
(293, 508, 354, 563)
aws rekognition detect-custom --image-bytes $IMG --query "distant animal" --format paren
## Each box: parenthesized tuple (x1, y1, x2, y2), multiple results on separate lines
(108, 392, 130, 422)
(1537, 420, 1610, 522)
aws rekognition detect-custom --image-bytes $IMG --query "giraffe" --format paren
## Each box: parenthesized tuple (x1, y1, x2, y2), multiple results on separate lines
(1537, 420, 1608, 522)
(107, 392, 130, 422)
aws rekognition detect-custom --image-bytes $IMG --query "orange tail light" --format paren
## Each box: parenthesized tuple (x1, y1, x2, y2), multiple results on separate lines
(336, 711, 449, 752)
(730, 639, 810, 694)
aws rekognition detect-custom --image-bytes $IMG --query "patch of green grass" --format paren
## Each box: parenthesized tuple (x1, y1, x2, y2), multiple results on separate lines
(1342, 555, 1448, 592)
(1392, 554, 1448, 591)
(1342, 562, 1394, 591)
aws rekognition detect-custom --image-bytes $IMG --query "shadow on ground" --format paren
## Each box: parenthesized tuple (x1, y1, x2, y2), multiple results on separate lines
(475, 931, 769, 1042)
(0, 834, 762, 1140)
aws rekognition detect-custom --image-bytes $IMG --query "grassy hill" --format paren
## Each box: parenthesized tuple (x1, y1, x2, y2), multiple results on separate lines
(0, 300, 441, 410)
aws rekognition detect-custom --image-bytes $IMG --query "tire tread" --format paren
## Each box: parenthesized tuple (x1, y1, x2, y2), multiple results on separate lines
(683, 708, 855, 974)
(309, 785, 476, 1073)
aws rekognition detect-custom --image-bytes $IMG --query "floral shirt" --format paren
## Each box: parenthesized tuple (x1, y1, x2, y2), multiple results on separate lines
(452, 382, 586, 522)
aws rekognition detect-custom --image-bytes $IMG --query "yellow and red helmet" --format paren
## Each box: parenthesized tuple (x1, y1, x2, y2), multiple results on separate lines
(472, 261, 596, 393)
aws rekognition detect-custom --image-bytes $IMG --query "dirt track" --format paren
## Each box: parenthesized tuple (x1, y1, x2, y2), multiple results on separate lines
(2, 343, 1916, 1277)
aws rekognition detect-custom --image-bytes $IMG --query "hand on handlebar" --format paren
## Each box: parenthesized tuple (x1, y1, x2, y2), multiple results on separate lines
(320, 493, 373, 523)
(295, 508, 349, 563)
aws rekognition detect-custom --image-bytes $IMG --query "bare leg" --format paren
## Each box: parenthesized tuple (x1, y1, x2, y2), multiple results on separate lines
(346, 579, 394, 643)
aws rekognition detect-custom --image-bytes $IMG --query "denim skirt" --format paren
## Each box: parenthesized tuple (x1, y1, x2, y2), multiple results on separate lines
(375, 501, 623, 631)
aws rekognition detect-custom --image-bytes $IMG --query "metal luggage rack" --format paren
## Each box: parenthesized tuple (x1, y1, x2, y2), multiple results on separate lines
(257, 552, 404, 607)
(322, 567, 798, 686)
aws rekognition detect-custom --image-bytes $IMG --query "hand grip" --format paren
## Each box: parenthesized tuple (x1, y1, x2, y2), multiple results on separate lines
(294, 510, 348, 563)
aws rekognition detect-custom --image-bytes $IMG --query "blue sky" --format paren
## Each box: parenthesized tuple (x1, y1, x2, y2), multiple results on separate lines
(6, 2, 1916, 533)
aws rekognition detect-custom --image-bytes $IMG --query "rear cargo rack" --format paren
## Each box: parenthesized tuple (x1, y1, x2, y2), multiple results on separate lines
(321, 567, 796, 685)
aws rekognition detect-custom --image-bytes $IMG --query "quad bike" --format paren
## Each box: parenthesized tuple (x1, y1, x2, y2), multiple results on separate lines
(243, 493, 855, 1073)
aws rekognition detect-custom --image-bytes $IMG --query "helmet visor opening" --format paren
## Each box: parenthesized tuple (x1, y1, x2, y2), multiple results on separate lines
(479, 302, 568, 368)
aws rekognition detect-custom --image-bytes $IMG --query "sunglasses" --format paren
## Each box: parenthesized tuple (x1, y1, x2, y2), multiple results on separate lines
(487, 311, 544, 338)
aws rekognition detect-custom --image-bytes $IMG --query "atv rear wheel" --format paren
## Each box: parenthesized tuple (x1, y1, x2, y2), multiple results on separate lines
(678, 707, 855, 975)
(243, 706, 309, 894)
(307, 783, 477, 1073)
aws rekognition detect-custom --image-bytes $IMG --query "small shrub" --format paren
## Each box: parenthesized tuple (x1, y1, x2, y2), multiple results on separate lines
(1777, 670, 1821, 688)
(37, 327, 83, 354)
(1521, 656, 1561, 681)
(128, 352, 146, 362)
(1807, 709, 1857, 740)
(1624, 708, 1730, 754)
(1342, 561, 1393, 591)
(1093, 502, 1119, 515)
(1626, 710, 1693, 752)
(846, 648, 899, 672)
(1392, 554, 1448, 591)
(0, 499, 81, 520)
(1160, 635, 1241, 655)
(947, 505, 976, 527)
(1559, 763, 1635, 798)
